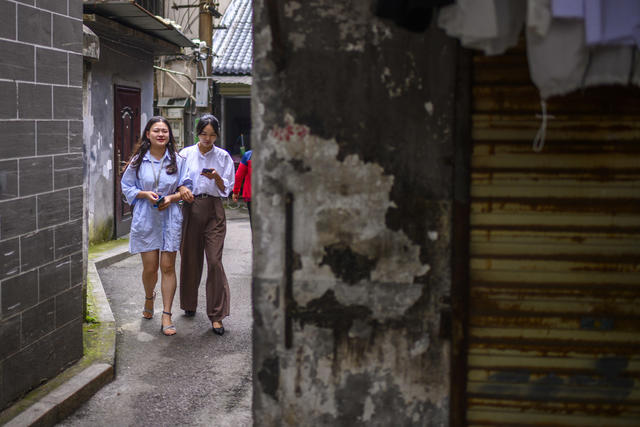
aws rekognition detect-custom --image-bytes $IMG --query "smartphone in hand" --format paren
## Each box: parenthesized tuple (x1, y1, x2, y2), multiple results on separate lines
(202, 168, 213, 173)
(153, 195, 165, 208)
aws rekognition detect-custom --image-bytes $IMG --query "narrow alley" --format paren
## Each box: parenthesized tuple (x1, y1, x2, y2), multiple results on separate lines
(59, 214, 252, 427)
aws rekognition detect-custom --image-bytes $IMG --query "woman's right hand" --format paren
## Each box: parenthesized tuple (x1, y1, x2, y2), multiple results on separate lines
(138, 190, 159, 203)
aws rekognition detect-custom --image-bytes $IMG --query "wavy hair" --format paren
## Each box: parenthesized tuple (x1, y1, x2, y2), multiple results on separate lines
(127, 116, 178, 179)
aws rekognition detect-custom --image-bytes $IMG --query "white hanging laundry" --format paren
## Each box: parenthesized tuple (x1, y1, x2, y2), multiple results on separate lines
(526, 18, 589, 99)
(437, 0, 527, 55)
(583, 46, 635, 87)
(527, 0, 552, 38)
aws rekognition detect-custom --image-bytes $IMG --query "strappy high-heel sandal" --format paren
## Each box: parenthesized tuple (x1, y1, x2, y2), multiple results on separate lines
(142, 291, 156, 319)
(160, 311, 177, 336)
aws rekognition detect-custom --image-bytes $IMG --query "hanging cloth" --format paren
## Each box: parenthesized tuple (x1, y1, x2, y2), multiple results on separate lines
(437, 0, 527, 55)
(583, 0, 640, 47)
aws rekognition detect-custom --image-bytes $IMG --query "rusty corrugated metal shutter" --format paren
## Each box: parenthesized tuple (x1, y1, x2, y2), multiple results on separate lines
(467, 45, 640, 425)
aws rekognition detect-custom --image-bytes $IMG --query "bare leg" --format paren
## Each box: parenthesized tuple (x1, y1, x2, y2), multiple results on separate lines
(140, 251, 160, 318)
(160, 251, 177, 335)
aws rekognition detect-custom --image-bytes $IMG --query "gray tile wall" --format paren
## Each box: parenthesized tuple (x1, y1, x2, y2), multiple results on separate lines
(0, 0, 83, 410)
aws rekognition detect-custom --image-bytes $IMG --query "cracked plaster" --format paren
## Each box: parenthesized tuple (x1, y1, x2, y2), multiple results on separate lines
(264, 115, 430, 320)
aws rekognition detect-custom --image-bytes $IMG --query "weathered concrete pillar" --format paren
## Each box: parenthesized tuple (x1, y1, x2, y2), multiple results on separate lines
(253, 2, 460, 425)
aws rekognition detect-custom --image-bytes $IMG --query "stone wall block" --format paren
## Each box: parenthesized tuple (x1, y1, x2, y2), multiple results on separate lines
(17, 4, 50, 45)
(37, 120, 69, 155)
(38, 257, 71, 300)
(0, 81, 17, 119)
(19, 155, 53, 196)
(0, 197, 36, 240)
(52, 14, 82, 53)
(0, 159, 18, 200)
(20, 228, 54, 271)
(1, 270, 38, 319)
(37, 189, 70, 228)
(18, 83, 52, 119)
(53, 153, 82, 189)
(0, 121, 35, 158)
(36, 48, 68, 85)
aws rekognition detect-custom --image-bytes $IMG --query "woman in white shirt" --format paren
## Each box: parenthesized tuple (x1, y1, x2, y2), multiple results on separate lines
(177, 114, 235, 335)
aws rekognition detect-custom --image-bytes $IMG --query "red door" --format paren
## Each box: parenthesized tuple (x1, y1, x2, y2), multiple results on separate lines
(114, 85, 141, 237)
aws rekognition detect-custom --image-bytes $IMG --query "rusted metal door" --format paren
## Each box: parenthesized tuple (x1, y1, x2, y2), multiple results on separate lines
(466, 46, 640, 425)
(114, 85, 141, 238)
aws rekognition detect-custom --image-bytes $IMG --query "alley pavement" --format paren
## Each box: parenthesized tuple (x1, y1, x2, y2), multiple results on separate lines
(58, 210, 253, 427)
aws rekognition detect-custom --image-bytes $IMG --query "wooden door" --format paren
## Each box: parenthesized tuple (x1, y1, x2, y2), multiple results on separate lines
(114, 85, 141, 237)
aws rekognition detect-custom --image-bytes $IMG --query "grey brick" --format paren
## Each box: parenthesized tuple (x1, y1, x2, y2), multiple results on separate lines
(0, 1, 16, 41)
(70, 252, 82, 287)
(37, 189, 69, 228)
(37, 120, 68, 155)
(18, 5, 51, 46)
(53, 86, 81, 120)
(0, 314, 20, 360)
(0, 159, 18, 200)
(36, 48, 67, 85)
(14, 0, 34, 4)
(69, 0, 82, 19)
(1, 269, 37, 319)
(68, 53, 82, 86)
(20, 228, 54, 271)
(19, 156, 52, 196)
(53, 153, 82, 189)
(0, 238, 19, 280)
(0, 81, 17, 119)
(0, 121, 35, 158)
(18, 83, 52, 119)
(0, 197, 36, 240)
(39, 257, 71, 299)
(68, 120, 82, 153)
(52, 14, 81, 53)
(69, 186, 82, 221)
(36, 0, 66, 14)
(22, 298, 55, 346)
(1, 319, 82, 408)
(0, 39, 34, 81)
(54, 219, 81, 258)
(55, 283, 81, 327)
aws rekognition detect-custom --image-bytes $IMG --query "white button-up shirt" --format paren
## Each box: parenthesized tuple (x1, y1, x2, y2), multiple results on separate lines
(180, 143, 235, 197)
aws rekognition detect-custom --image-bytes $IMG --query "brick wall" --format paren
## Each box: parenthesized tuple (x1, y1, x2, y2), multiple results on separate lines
(0, 0, 84, 409)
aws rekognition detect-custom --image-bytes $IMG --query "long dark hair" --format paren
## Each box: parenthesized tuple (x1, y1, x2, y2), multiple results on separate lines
(196, 114, 220, 137)
(128, 116, 178, 178)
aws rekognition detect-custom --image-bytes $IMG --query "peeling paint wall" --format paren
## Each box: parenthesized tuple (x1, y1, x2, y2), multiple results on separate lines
(83, 39, 154, 244)
(253, 2, 460, 425)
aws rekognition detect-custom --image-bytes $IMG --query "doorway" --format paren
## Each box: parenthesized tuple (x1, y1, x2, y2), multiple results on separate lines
(114, 85, 141, 238)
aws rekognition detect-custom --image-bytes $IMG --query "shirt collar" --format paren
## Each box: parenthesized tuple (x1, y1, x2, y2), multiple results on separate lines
(197, 143, 217, 158)
(143, 149, 170, 162)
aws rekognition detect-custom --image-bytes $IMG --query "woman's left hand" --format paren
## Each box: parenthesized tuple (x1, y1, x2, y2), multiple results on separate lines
(157, 194, 175, 211)
(201, 169, 218, 180)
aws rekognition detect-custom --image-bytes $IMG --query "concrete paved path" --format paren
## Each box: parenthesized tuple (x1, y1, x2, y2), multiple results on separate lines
(58, 217, 253, 427)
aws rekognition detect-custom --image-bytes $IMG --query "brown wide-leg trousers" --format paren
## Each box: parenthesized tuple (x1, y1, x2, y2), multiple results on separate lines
(180, 197, 230, 322)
